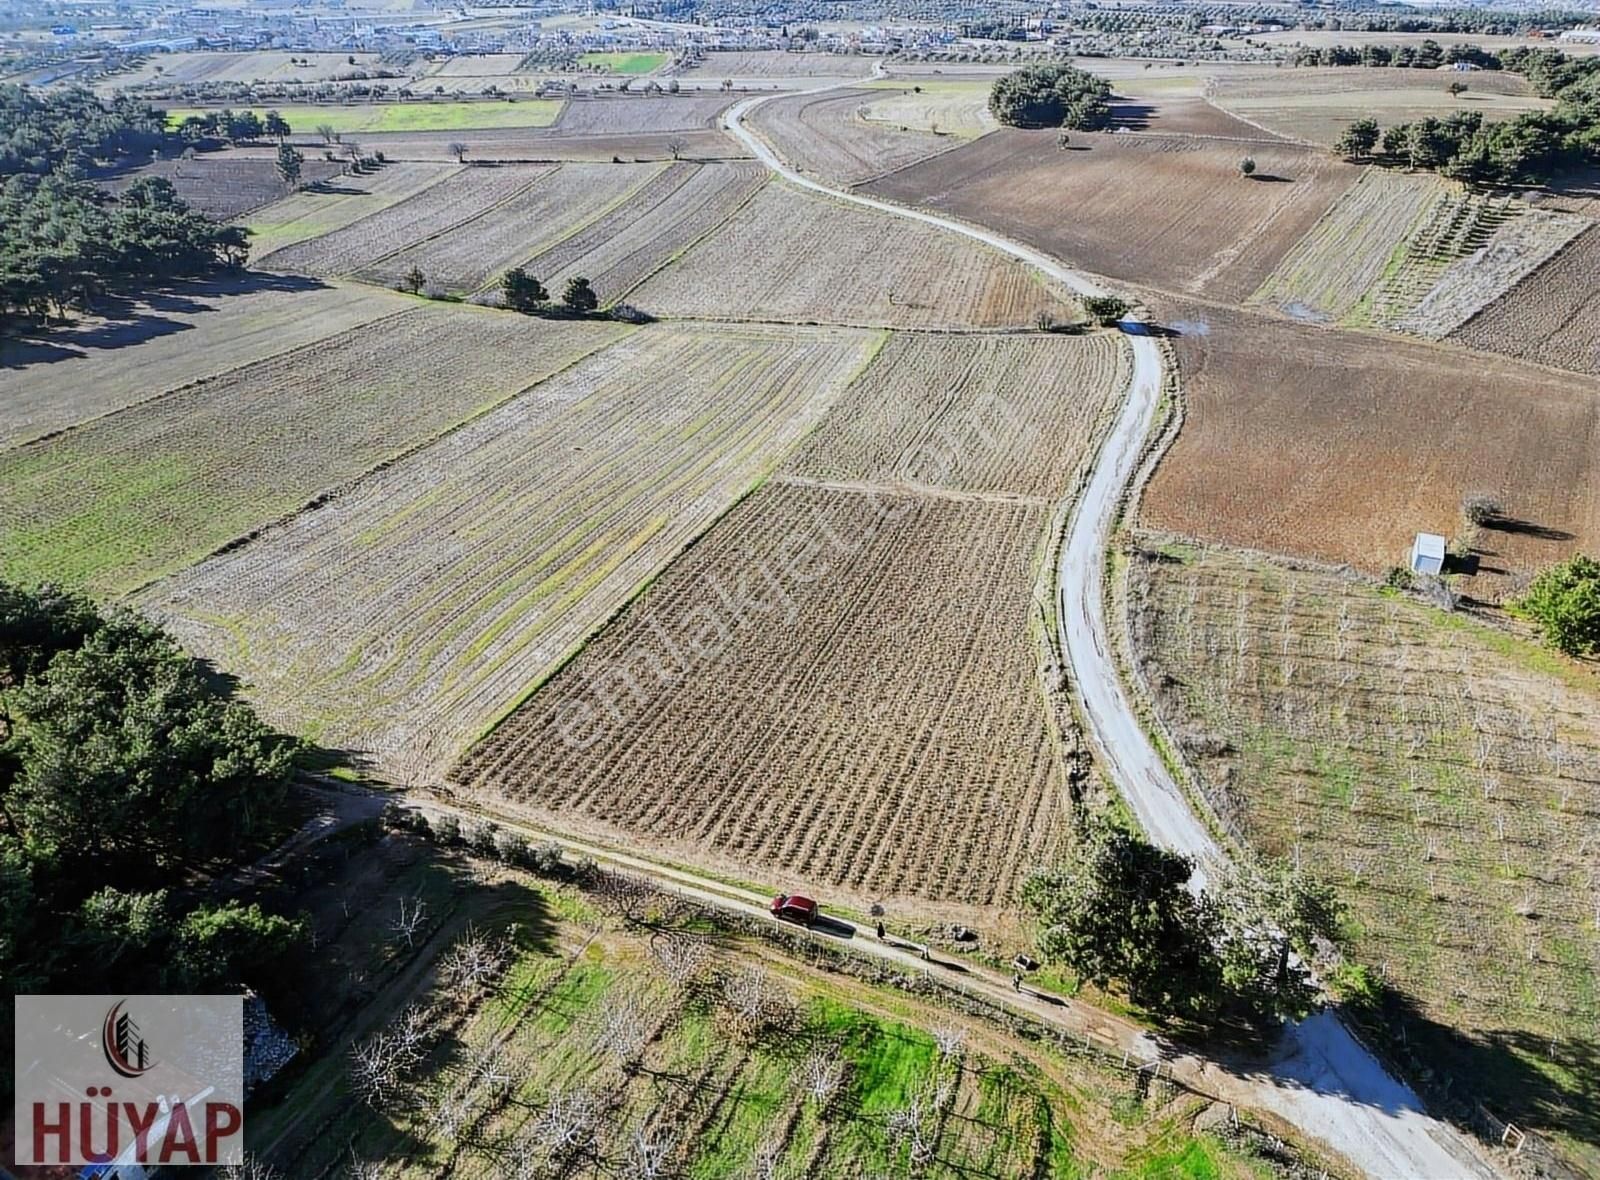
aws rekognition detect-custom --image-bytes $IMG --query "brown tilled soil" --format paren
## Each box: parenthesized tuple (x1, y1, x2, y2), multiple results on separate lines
(98, 155, 345, 219)
(1140, 300, 1600, 598)
(1448, 225, 1600, 377)
(865, 129, 1360, 303)
(550, 93, 735, 135)
(749, 88, 958, 185)
(1106, 95, 1283, 140)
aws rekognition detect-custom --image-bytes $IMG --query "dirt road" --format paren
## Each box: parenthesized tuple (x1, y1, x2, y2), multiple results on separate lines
(724, 83, 1500, 1180)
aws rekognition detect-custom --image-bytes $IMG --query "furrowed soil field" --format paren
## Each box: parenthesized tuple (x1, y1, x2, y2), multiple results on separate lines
(145, 323, 880, 779)
(245, 161, 457, 259)
(1449, 225, 1600, 376)
(454, 482, 1064, 912)
(168, 99, 565, 135)
(257, 163, 554, 276)
(550, 94, 735, 135)
(355, 163, 665, 295)
(1128, 542, 1600, 1173)
(748, 89, 956, 185)
(681, 50, 874, 78)
(510, 162, 766, 302)
(99, 155, 344, 220)
(0, 277, 403, 447)
(783, 331, 1128, 500)
(3, 307, 626, 593)
(1251, 170, 1591, 336)
(99, 50, 387, 89)
(1140, 302, 1600, 598)
(1207, 68, 1550, 146)
(866, 130, 1358, 304)
(251, 841, 1285, 1180)
(632, 182, 1077, 330)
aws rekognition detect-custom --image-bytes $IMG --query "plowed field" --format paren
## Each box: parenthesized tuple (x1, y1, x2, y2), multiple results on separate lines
(748, 89, 957, 185)
(248, 162, 457, 260)
(1449, 226, 1600, 376)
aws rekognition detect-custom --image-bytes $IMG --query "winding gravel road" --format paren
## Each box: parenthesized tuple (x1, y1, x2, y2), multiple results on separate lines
(723, 84, 1501, 1180)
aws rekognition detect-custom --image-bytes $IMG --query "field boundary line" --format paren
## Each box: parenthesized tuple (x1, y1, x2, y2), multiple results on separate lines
(1199, 80, 1320, 148)
(611, 166, 773, 304)
(252, 161, 464, 268)
(769, 473, 1050, 507)
(124, 317, 639, 599)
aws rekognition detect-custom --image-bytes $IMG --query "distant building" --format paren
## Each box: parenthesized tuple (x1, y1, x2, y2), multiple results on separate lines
(1411, 532, 1447, 576)
(1560, 28, 1600, 43)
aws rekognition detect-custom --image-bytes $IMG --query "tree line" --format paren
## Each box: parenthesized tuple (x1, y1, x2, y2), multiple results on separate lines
(0, 85, 252, 333)
(1326, 48, 1599, 183)
(0, 582, 308, 1098)
(988, 63, 1114, 131)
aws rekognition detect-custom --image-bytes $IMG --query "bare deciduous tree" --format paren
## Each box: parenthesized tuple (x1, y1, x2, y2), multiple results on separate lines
(594, 992, 653, 1072)
(794, 1044, 845, 1110)
(625, 1126, 676, 1179)
(931, 1025, 966, 1062)
(391, 893, 427, 949)
(439, 924, 516, 1000)
(719, 965, 794, 1041)
(221, 1157, 280, 1180)
(350, 1004, 430, 1108)
(526, 1085, 599, 1155)
(650, 933, 714, 989)
(885, 1090, 937, 1169)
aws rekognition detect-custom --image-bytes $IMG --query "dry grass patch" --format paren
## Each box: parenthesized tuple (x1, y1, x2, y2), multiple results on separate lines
(633, 182, 1077, 329)
(3, 306, 626, 593)
(145, 323, 880, 779)
(454, 481, 1065, 911)
(1140, 302, 1600, 599)
(0, 277, 405, 447)
(856, 80, 998, 139)
(866, 129, 1359, 304)
(1128, 542, 1600, 1174)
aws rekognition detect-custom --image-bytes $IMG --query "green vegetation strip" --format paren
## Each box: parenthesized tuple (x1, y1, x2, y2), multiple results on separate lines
(166, 100, 564, 135)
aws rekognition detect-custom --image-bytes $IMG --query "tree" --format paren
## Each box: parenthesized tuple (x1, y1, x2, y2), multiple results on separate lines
(666, 135, 687, 160)
(402, 265, 425, 295)
(1518, 555, 1600, 656)
(263, 110, 291, 141)
(447, 140, 468, 162)
(988, 63, 1112, 129)
(275, 142, 303, 187)
(1449, 80, 1469, 98)
(1461, 491, 1502, 526)
(1211, 861, 1341, 1023)
(1380, 123, 1410, 158)
(1238, 155, 1256, 178)
(1081, 294, 1129, 325)
(1057, 129, 1071, 150)
(316, 122, 336, 144)
(1334, 117, 1380, 159)
(1020, 819, 1219, 1018)
(562, 276, 599, 313)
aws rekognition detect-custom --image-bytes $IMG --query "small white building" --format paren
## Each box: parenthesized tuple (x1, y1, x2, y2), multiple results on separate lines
(1411, 532, 1447, 576)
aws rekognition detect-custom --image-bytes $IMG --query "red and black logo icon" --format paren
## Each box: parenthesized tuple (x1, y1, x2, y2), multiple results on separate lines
(101, 999, 157, 1078)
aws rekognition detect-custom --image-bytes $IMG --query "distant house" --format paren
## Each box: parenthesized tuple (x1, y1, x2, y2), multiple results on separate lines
(1411, 532, 1447, 576)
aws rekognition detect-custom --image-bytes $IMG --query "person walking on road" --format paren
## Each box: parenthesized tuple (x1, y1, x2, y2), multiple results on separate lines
(1012, 971, 1023, 993)
(876, 920, 885, 941)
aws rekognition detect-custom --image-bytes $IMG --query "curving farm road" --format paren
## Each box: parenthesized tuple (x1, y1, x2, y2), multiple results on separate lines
(723, 85, 1500, 1180)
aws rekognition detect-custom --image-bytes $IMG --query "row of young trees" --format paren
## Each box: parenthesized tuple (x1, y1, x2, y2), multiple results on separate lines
(988, 63, 1114, 130)
(0, 581, 307, 1093)
(1022, 818, 1341, 1025)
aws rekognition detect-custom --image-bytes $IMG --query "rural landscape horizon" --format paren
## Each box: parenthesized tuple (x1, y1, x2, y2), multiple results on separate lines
(2, 0, 1599, 1176)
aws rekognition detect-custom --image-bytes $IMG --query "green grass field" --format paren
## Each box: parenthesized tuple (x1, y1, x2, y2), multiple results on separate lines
(576, 50, 668, 75)
(166, 99, 563, 135)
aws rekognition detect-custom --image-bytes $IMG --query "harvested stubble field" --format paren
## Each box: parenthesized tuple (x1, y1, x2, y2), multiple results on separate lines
(455, 481, 1065, 913)
(633, 182, 1077, 330)
(1128, 543, 1600, 1172)
(866, 130, 1359, 305)
(1140, 302, 1600, 598)
(682, 50, 875, 78)
(246, 161, 457, 260)
(170, 99, 565, 136)
(3, 306, 626, 594)
(1207, 68, 1551, 146)
(550, 94, 734, 135)
(1449, 225, 1600, 377)
(258, 163, 554, 277)
(748, 89, 957, 186)
(98, 155, 344, 220)
(0, 277, 403, 447)
(325, 127, 744, 163)
(356, 162, 666, 295)
(1251, 170, 1590, 336)
(855, 81, 997, 138)
(99, 50, 387, 89)
(511, 161, 767, 301)
(783, 330, 1128, 500)
(256, 849, 1271, 1180)
(146, 323, 880, 780)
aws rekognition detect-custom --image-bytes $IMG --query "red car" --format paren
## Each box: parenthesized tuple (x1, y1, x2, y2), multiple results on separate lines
(770, 893, 819, 926)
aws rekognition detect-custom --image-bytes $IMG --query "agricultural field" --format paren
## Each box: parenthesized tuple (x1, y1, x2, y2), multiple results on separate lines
(245, 161, 457, 260)
(355, 163, 666, 295)
(1251, 170, 1591, 336)
(1449, 225, 1600, 376)
(510, 162, 767, 302)
(576, 51, 669, 75)
(312, 127, 743, 164)
(249, 834, 1288, 1180)
(854, 80, 997, 139)
(549, 94, 734, 136)
(98, 155, 345, 220)
(1127, 542, 1600, 1173)
(867, 130, 1359, 304)
(0, 278, 404, 447)
(167, 99, 565, 136)
(258, 164, 553, 278)
(144, 323, 880, 780)
(632, 182, 1077, 330)
(1139, 302, 1600, 598)
(748, 89, 957, 186)
(1207, 68, 1551, 147)
(454, 482, 1066, 913)
(3, 306, 626, 593)
(97, 50, 387, 90)
(1242, 29, 1600, 57)
(681, 50, 875, 78)
(783, 330, 1129, 500)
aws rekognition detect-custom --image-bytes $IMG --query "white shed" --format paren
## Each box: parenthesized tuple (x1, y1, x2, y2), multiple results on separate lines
(1411, 532, 1446, 576)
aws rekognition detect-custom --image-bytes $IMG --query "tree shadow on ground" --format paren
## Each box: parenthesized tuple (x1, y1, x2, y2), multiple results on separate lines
(1109, 100, 1155, 130)
(1484, 515, 1575, 542)
(0, 272, 331, 370)
(1246, 173, 1295, 184)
